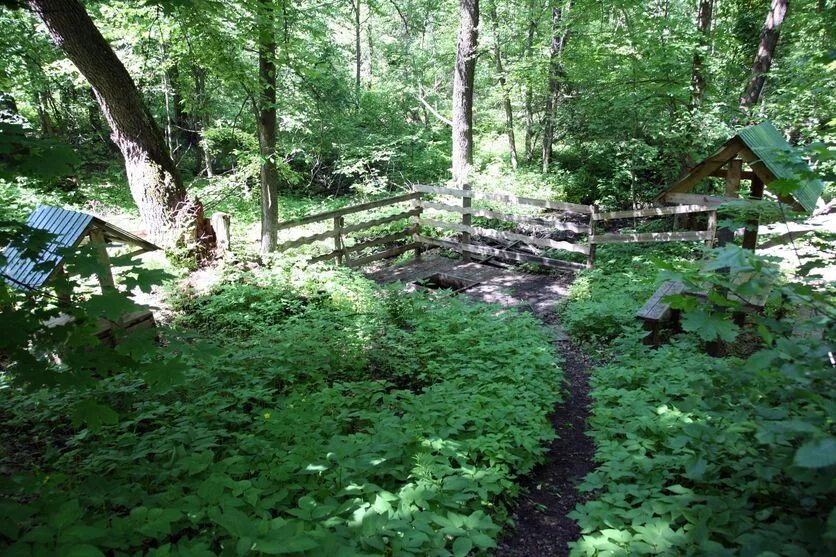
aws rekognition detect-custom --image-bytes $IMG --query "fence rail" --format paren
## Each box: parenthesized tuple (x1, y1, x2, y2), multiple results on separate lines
(272, 185, 719, 270)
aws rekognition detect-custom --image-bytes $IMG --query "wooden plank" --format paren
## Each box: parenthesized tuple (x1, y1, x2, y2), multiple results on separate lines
(663, 137, 744, 195)
(462, 185, 472, 262)
(636, 281, 686, 321)
(419, 200, 588, 232)
(275, 228, 335, 252)
(333, 216, 344, 265)
(418, 218, 590, 254)
(88, 228, 115, 291)
(308, 250, 341, 264)
(709, 166, 753, 181)
(345, 242, 419, 268)
(416, 235, 586, 271)
(587, 205, 598, 269)
(724, 159, 743, 196)
(594, 204, 715, 221)
(742, 175, 764, 251)
(661, 193, 750, 207)
(341, 208, 421, 234)
(706, 210, 717, 247)
(412, 184, 593, 213)
(343, 229, 413, 254)
(590, 230, 714, 245)
(276, 192, 421, 231)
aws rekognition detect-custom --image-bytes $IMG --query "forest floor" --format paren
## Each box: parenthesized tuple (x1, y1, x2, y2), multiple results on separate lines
(370, 252, 597, 556)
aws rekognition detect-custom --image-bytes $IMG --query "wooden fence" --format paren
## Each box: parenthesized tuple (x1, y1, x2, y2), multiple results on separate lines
(273, 185, 719, 270)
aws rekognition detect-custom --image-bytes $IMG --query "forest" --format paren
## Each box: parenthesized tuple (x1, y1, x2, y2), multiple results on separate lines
(0, 0, 834, 555)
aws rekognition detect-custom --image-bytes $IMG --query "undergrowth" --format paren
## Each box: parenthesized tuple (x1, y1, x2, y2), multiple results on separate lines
(1, 265, 562, 556)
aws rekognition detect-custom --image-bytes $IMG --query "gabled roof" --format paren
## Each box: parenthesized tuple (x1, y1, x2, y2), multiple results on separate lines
(1, 205, 158, 291)
(737, 122, 823, 212)
(658, 122, 824, 213)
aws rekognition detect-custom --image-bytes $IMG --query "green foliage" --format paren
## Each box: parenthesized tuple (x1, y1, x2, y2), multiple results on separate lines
(565, 234, 834, 555)
(1, 265, 563, 556)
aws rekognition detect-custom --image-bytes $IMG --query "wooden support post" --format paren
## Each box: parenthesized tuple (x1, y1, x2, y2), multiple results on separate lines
(88, 228, 115, 292)
(725, 159, 742, 197)
(742, 176, 764, 251)
(411, 196, 423, 261)
(210, 212, 231, 253)
(461, 185, 472, 262)
(54, 264, 72, 307)
(706, 210, 717, 248)
(587, 205, 598, 269)
(333, 216, 345, 265)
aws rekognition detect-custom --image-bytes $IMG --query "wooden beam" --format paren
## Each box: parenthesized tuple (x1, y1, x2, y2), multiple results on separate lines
(88, 228, 115, 292)
(416, 235, 586, 271)
(413, 184, 593, 213)
(345, 242, 419, 268)
(418, 218, 590, 254)
(661, 193, 751, 207)
(341, 208, 421, 234)
(590, 230, 714, 245)
(419, 200, 588, 233)
(276, 192, 421, 231)
(594, 204, 714, 221)
(663, 137, 745, 195)
(342, 229, 413, 254)
(275, 228, 335, 252)
(742, 175, 764, 251)
(724, 159, 743, 195)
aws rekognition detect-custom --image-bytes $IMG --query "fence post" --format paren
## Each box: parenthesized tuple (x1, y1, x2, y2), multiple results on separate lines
(411, 193, 423, 261)
(461, 184, 472, 262)
(333, 216, 344, 265)
(586, 204, 598, 269)
(706, 209, 717, 247)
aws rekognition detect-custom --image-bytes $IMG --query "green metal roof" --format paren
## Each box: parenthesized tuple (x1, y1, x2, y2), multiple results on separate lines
(738, 122, 824, 212)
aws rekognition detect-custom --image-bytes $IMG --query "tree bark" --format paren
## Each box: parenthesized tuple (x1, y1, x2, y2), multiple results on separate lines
(542, 1, 570, 173)
(740, 0, 789, 110)
(353, 0, 362, 97)
(257, 0, 279, 253)
(690, 0, 713, 110)
(523, 4, 538, 162)
(452, 0, 479, 187)
(488, 1, 518, 170)
(28, 0, 207, 249)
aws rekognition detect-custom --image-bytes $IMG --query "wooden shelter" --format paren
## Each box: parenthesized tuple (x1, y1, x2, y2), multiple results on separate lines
(656, 122, 824, 249)
(1, 205, 159, 343)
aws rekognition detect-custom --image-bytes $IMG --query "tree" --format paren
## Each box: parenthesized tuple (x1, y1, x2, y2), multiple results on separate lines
(27, 0, 208, 249)
(740, 0, 789, 110)
(488, 0, 518, 170)
(690, 0, 714, 110)
(451, 0, 479, 187)
(541, 0, 569, 173)
(256, 0, 279, 253)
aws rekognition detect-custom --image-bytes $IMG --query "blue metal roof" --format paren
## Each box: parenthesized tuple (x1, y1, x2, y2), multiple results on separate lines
(1, 206, 93, 290)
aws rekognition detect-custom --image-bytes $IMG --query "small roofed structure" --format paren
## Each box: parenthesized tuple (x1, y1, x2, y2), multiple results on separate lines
(656, 122, 824, 249)
(1, 205, 160, 344)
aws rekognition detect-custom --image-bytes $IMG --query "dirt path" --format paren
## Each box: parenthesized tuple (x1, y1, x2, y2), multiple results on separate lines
(493, 322, 596, 556)
(369, 256, 597, 556)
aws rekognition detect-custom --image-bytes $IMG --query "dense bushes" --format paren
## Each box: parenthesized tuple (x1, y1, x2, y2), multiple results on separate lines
(563, 244, 835, 556)
(0, 266, 562, 556)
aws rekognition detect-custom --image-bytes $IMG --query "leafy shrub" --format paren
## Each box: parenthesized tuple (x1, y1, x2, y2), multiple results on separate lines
(1, 266, 563, 556)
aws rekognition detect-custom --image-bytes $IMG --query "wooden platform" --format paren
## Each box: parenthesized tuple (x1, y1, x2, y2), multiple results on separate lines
(367, 252, 572, 318)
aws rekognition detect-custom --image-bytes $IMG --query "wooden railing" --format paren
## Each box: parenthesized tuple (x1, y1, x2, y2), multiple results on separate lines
(274, 186, 719, 270)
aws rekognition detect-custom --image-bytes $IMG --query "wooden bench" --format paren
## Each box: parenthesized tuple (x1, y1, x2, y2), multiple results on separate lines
(636, 281, 686, 346)
(637, 272, 776, 347)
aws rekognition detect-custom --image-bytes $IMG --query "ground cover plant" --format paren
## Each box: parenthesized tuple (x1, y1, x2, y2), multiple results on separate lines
(564, 244, 835, 556)
(0, 263, 563, 556)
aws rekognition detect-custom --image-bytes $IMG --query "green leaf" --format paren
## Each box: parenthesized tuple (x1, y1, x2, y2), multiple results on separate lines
(65, 545, 105, 557)
(681, 310, 738, 342)
(452, 536, 473, 557)
(793, 437, 836, 469)
(71, 400, 118, 431)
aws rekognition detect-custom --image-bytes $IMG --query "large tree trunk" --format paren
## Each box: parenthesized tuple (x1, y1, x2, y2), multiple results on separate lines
(257, 0, 279, 253)
(353, 0, 362, 97)
(488, 1, 518, 171)
(452, 0, 479, 186)
(690, 0, 714, 110)
(740, 0, 789, 110)
(542, 1, 569, 173)
(28, 0, 207, 249)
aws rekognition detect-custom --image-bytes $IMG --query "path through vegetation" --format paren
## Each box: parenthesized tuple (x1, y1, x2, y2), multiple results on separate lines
(494, 309, 597, 556)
